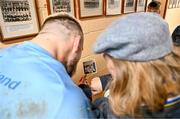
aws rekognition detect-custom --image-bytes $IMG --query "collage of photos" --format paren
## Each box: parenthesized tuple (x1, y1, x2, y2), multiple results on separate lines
(0, 0, 170, 41)
(77, 0, 147, 18)
(0, 0, 32, 22)
(47, 0, 170, 19)
(168, 0, 180, 8)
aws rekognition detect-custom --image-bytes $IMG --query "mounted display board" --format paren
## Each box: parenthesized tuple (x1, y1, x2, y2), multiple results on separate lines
(0, 0, 39, 41)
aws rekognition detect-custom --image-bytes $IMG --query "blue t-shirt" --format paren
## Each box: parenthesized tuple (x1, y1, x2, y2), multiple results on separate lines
(0, 42, 94, 119)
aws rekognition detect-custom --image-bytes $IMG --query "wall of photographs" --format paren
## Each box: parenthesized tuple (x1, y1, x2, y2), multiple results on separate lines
(0, 0, 169, 42)
(1, 0, 179, 83)
(46, 0, 168, 19)
(46, 0, 149, 19)
(166, 0, 180, 32)
(168, 0, 180, 9)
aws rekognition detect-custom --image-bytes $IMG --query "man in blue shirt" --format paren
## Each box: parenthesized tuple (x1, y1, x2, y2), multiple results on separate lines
(0, 13, 94, 119)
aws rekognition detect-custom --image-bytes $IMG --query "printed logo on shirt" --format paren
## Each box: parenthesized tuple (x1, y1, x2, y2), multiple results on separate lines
(0, 72, 21, 90)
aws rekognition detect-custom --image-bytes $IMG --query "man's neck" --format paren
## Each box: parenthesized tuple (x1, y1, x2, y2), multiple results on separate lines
(31, 34, 58, 58)
(30, 33, 71, 65)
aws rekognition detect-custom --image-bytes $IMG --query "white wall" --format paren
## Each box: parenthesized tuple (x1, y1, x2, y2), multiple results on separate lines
(165, 8, 180, 33)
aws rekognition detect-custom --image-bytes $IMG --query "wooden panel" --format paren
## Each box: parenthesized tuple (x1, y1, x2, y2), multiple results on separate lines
(72, 54, 108, 83)
(165, 7, 180, 32)
(80, 16, 120, 33)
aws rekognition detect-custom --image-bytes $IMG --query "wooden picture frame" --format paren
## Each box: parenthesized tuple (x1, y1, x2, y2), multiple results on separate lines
(105, 0, 122, 15)
(172, 0, 177, 8)
(176, 0, 180, 8)
(146, 0, 151, 11)
(78, 0, 104, 19)
(0, 0, 39, 41)
(168, 0, 173, 9)
(83, 60, 97, 74)
(123, 0, 136, 13)
(136, 0, 147, 12)
(47, 0, 76, 17)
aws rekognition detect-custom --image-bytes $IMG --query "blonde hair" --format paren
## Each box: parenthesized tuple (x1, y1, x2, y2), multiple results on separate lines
(108, 51, 180, 117)
(173, 46, 180, 86)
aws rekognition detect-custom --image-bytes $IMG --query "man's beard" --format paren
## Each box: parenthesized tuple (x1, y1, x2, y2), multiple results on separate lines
(66, 61, 78, 77)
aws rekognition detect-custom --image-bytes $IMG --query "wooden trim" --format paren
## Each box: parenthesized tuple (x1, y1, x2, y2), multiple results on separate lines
(35, 0, 41, 30)
(135, 0, 138, 12)
(46, 0, 51, 15)
(1, 33, 37, 42)
(163, 0, 169, 19)
(144, 0, 148, 12)
(2, 36, 33, 44)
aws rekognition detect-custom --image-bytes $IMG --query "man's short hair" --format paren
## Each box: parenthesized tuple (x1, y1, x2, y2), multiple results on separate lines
(148, 1, 161, 9)
(41, 13, 84, 41)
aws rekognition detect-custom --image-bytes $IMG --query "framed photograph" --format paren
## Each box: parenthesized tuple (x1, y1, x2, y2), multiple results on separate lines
(145, 0, 151, 11)
(105, 0, 122, 15)
(168, 0, 173, 9)
(146, 0, 151, 5)
(172, 0, 177, 8)
(47, 0, 75, 17)
(176, 0, 180, 7)
(0, 0, 39, 41)
(83, 60, 97, 74)
(136, 0, 147, 12)
(78, 0, 104, 19)
(123, 0, 136, 13)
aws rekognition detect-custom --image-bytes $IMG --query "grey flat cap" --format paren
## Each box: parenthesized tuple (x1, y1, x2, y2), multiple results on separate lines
(93, 12, 173, 61)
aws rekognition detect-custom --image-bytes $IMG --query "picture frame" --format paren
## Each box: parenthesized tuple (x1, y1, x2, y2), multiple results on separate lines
(172, 0, 177, 8)
(176, 0, 180, 8)
(146, 0, 151, 11)
(105, 0, 122, 15)
(146, 0, 151, 6)
(78, 0, 104, 19)
(168, 0, 173, 9)
(123, 0, 136, 13)
(0, 0, 39, 41)
(83, 60, 97, 74)
(47, 0, 76, 17)
(136, 0, 147, 12)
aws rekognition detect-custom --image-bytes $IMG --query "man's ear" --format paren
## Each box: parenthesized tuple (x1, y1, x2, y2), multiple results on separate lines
(72, 35, 81, 53)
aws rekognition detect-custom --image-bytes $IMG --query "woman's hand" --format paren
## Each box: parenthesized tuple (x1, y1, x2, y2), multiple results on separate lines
(90, 77, 103, 95)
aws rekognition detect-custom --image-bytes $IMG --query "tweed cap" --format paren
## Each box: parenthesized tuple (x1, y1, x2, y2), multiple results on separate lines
(93, 12, 173, 61)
